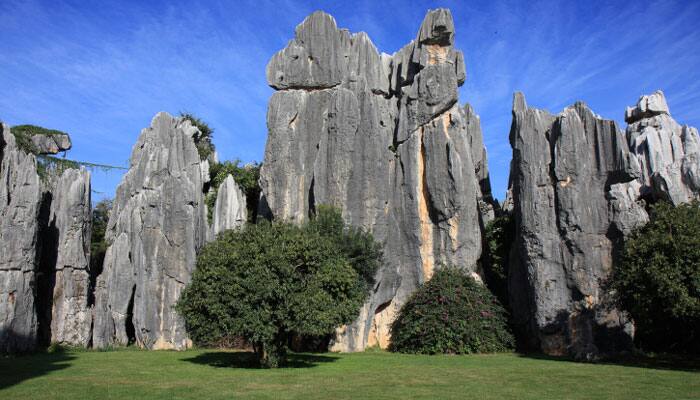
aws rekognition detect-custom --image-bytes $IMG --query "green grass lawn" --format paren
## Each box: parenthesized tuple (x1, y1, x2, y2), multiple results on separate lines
(1, 349, 698, 399)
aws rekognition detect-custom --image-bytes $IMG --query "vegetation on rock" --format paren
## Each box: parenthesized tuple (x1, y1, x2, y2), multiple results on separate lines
(611, 201, 700, 354)
(11, 124, 67, 154)
(177, 207, 379, 367)
(389, 266, 514, 354)
(483, 214, 514, 306)
(90, 199, 112, 278)
(179, 112, 215, 161)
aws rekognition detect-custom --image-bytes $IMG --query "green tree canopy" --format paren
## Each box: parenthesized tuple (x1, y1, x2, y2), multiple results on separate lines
(177, 208, 380, 367)
(611, 201, 700, 354)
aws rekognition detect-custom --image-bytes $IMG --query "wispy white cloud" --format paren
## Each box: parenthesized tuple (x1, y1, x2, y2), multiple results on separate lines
(1, 0, 698, 201)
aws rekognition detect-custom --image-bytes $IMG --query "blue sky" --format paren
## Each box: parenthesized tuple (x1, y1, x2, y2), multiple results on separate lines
(2, 0, 699, 202)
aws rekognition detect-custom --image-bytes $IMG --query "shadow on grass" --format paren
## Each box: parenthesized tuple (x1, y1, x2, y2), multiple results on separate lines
(517, 352, 700, 372)
(183, 351, 340, 369)
(0, 347, 75, 390)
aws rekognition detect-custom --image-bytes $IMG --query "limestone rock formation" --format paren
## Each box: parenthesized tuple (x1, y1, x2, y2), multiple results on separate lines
(260, 9, 488, 351)
(212, 175, 247, 236)
(32, 133, 72, 155)
(93, 112, 209, 350)
(0, 122, 42, 353)
(36, 168, 92, 347)
(507, 93, 648, 359)
(625, 90, 700, 204)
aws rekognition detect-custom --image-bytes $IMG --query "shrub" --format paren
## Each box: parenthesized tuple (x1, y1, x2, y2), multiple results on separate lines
(611, 201, 700, 354)
(176, 218, 372, 368)
(389, 266, 514, 354)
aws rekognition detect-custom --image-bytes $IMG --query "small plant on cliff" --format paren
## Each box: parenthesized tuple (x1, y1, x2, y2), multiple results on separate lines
(177, 207, 379, 368)
(389, 266, 514, 354)
(179, 112, 215, 161)
(610, 201, 700, 354)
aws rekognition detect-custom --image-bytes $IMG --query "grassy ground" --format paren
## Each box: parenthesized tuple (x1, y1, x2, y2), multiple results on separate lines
(0, 348, 698, 399)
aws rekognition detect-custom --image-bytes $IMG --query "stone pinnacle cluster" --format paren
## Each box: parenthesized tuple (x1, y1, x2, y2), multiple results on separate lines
(260, 9, 491, 351)
(0, 8, 698, 359)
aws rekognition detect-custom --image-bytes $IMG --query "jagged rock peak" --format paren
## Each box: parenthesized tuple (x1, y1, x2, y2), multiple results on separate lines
(0, 122, 42, 353)
(417, 8, 455, 45)
(261, 8, 487, 352)
(625, 90, 700, 204)
(92, 112, 209, 350)
(40, 167, 92, 347)
(625, 90, 670, 124)
(507, 93, 646, 359)
(266, 10, 389, 93)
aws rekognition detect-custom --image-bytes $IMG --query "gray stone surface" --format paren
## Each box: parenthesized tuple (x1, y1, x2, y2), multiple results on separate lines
(93, 112, 209, 350)
(507, 93, 647, 359)
(31, 133, 72, 155)
(0, 122, 42, 353)
(625, 90, 700, 204)
(212, 174, 247, 236)
(42, 168, 92, 347)
(260, 9, 488, 351)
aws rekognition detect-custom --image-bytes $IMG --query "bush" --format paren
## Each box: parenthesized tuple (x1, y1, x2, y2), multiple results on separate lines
(177, 216, 374, 368)
(611, 201, 700, 354)
(389, 266, 514, 354)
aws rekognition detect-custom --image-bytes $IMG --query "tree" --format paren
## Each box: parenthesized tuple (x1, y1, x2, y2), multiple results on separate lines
(610, 201, 700, 354)
(306, 205, 382, 293)
(389, 266, 514, 354)
(177, 217, 374, 367)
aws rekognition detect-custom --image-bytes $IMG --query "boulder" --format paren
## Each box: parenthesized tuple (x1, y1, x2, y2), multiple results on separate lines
(92, 112, 209, 350)
(260, 9, 488, 351)
(31, 133, 72, 155)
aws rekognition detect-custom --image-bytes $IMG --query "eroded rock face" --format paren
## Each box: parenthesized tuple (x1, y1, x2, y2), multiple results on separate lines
(212, 175, 247, 236)
(625, 90, 700, 204)
(260, 9, 488, 351)
(92, 112, 209, 350)
(507, 93, 647, 359)
(32, 133, 72, 155)
(0, 122, 42, 353)
(37, 168, 92, 347)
